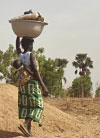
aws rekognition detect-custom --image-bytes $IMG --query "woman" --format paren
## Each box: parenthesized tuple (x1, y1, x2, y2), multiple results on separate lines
(16, 36, 48, 137)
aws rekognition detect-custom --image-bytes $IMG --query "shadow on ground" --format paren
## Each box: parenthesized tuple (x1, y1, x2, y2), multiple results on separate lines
(0, 130, 23, 138)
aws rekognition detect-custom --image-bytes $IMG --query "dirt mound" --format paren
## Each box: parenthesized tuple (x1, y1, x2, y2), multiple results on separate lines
(44, 97, 100, 116)
(0, 84, 100, 138)
(44, 97, 100, 138)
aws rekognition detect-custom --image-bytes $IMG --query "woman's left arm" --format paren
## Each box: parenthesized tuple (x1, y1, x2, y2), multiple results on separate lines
(30, 53, 48, 96)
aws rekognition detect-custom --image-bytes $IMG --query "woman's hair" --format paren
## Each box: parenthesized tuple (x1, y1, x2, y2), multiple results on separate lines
(21, 37, 34, 50)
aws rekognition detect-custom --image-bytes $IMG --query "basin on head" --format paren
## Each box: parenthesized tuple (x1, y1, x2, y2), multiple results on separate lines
(9, 19, 48, 38)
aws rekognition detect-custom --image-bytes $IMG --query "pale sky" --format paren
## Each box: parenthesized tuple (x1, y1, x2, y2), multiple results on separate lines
(0, 0, 100, 91)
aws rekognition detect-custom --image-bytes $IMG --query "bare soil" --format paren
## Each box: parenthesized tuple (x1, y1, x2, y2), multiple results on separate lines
(0, 84, 100, 138)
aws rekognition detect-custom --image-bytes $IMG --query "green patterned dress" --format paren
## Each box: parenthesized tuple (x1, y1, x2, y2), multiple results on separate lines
(18, 78, 44, 126)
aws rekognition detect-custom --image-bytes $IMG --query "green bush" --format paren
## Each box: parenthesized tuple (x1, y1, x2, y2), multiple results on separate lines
(70, 75, 92, 97)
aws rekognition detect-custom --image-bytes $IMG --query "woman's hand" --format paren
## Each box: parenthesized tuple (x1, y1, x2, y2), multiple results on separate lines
(42, 87, 48, 97)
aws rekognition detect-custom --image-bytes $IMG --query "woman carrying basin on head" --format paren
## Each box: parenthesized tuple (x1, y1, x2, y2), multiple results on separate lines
(15, 36, 48, 136)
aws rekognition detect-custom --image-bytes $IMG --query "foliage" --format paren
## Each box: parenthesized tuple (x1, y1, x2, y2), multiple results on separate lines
(34, 48, 68, 97)
(72, 53, 93, 76)
(0, 46, 68, 97)
(70, 75, 92, 97)
(0, 44, 17, 83)
(95, 86, 100, 97)
(66, 87, 74, 97)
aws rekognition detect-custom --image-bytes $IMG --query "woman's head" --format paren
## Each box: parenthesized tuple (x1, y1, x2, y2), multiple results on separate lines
(21, 37, 34, 51)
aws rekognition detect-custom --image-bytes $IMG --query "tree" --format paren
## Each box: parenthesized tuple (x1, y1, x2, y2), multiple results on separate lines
(71, 75, 92, 97)
(35, 48, 68, 96)
(72, 54, 93, 76)
(95, 86, 100, 98)
(0, 44, 17, 83)
(0, 45, 68, 97)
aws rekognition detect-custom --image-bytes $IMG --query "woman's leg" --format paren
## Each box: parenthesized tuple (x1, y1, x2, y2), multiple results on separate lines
(25, 117, 32, 127)
(28, 119, 33, 136)
(25, 117, 32, 135)
(19, 118, 32, 137)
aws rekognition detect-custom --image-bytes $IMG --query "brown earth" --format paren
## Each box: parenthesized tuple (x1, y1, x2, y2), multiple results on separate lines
(0, 84, 100, 138)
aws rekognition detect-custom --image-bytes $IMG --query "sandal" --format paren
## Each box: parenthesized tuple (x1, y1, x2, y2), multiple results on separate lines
(18, 123, 30, 137)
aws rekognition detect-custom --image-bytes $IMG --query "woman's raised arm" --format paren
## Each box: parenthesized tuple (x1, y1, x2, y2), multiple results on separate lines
(16, 36, 21, 55)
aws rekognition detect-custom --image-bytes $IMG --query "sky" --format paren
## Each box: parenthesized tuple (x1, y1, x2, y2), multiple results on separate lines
(0, 0, 100, 92)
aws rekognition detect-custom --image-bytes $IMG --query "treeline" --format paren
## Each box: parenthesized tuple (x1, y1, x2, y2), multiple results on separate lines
(0, 44, 99, 97)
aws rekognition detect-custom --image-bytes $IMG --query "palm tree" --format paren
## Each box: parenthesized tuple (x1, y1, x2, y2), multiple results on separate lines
(72, 53, 93, 76)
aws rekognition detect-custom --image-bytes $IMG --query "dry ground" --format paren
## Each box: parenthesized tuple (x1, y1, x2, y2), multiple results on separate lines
(0, 84, 100, 138)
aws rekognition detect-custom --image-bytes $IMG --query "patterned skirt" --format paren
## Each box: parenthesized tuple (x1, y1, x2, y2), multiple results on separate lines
(18, 80, 44, 126)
